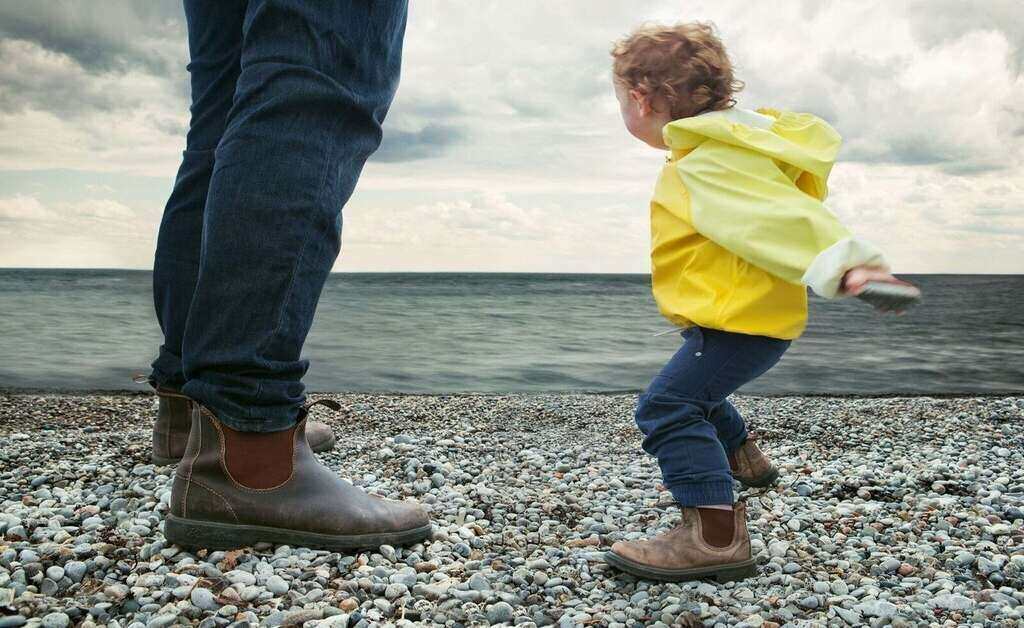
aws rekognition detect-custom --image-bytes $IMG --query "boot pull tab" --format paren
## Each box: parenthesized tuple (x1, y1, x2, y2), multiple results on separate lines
(302, 399, 342, 414)
(132, 373, 155, 388)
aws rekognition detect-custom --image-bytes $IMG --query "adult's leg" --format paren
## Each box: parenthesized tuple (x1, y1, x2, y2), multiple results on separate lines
(180, 0, 408, 431)
(164, 0, 427, 552)
(150, 0, 247, 389)
(634, 328, 789, 506)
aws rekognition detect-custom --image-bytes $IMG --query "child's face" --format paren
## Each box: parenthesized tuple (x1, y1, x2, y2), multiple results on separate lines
(614, 81, 672, 150)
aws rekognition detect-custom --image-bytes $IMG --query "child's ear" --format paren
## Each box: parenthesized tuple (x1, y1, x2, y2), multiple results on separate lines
(629, 89, 652, 116)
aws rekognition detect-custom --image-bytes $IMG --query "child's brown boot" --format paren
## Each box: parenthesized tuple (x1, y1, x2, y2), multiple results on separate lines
(605, 502, 756, 582)
(729, 434, 779, 488)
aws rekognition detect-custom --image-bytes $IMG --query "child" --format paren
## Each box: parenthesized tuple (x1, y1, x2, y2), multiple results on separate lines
(604, 22, 919, 582)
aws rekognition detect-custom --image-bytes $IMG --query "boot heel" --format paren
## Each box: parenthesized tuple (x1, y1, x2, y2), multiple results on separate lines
(741, 468, 779, 489)
(712, 559, 758, 583)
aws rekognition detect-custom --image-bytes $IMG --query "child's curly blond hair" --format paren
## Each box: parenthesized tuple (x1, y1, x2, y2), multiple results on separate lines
(611, 22, 743, 119)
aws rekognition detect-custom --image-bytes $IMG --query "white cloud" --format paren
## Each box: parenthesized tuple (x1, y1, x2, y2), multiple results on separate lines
(0, 195, 155, 268)
(340, 191, 647, 272)
(0, 39, 188, 176)
(0, 194, 57, 221)
(0, 0, 1021, 272)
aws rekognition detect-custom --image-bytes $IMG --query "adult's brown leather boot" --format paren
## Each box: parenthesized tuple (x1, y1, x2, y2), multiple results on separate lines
(148, 384, 336, 465)
(729, 434, 779, 488)
(605, 503, 756, 582)
(164, 402, 431, 551)
(151, 385, 194, 466)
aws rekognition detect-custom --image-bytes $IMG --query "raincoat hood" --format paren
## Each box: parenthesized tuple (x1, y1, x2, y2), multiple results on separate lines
(662, 107, 842, 200)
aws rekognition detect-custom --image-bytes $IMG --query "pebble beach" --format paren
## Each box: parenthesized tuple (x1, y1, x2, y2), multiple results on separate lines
(1, 392, 1022, 628)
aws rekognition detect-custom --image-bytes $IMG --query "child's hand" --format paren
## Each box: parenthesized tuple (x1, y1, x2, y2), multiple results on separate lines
(841, 266, 919, 314)
(841, 266, 902, 296)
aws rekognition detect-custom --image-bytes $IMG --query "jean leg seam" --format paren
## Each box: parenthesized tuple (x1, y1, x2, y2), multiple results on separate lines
(252, 229, 311, 415)
(251, 114, 344, 414)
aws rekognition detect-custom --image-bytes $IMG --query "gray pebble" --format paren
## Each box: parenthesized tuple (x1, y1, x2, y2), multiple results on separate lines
(64, 561, 87, 582)
(265, 575, 289, 595)
(468, 573, 491, 591)
(191, 587, 220, 611)
(3, 392, 1022, 628)
(929, 593, 974, 610)
(955, 551, 976, 567)
(855, 599, 897, 618)
(487, 601, 515, 624)
(40, 613, 69, 628)
(146, 614, 179, 628)
(881, 557, 901, 573)
(385, 583, 408, 599)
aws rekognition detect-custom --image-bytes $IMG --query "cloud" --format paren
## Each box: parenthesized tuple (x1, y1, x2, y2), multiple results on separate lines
(0, 194, 154, 268)
(374, 124, 464, 162)
(0, 0, 184, 75)
(728, 4, 1024, 175)
(0, 40, 131, 116)
(0, 194, 57, 222)
(0, 194, 140, 230)
(341, 190, 647, 272)
(824, 162, 1024, 272)
(907, 0, 1024, 73)
(0, 0, 1021, 272)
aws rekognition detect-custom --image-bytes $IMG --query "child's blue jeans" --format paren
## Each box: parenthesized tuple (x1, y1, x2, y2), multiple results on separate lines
(149, 0, 407, 432)
(635, 326, 790, 506)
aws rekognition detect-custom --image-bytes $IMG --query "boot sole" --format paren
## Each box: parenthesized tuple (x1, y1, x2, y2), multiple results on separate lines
(738, 467, 779, 489)
(604, 551, 757, 583)
(164, 514, 432, 552)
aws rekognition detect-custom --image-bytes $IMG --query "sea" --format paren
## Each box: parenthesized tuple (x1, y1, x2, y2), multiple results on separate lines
(0, 270, 1021, 395)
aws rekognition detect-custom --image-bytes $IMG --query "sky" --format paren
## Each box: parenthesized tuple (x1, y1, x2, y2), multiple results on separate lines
(0, 0, 1021, 273)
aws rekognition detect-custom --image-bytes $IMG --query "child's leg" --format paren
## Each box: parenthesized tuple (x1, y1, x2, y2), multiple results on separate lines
(707, 400, 747, 455)
(709, 399, 779, 488)
(635, 327, 789, 507)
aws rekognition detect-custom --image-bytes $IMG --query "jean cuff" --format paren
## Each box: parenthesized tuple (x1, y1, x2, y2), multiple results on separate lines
(150, 349, 187, 391)
(668, 481, 735, 507)
(181, 379, 297, 433)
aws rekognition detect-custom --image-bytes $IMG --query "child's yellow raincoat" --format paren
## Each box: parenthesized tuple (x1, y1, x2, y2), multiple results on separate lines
(650, 107, 887, 340)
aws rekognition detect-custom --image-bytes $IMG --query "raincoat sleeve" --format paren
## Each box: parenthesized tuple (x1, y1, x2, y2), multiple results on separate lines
(675, 141, 888, 298)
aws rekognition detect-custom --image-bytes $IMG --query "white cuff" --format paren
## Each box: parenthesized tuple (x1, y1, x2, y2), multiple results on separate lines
(802, 237, 888, 298)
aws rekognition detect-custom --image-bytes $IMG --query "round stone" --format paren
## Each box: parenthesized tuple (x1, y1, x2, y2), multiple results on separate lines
(40, 613, 69, 628)
(487, 601, 514, 624)
(266, 575, 289, 595)
(64, 561, 87, 582)
(468, 573, 491, 591)
(190, 587, 220, 611)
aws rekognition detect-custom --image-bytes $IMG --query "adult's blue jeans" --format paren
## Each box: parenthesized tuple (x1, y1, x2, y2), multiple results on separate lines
(635, 326, 790, 506)
(150, 0, 408, 432)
